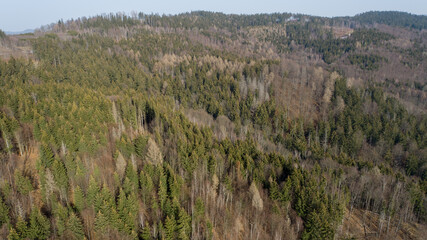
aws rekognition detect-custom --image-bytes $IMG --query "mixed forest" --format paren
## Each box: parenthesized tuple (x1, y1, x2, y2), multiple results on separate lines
(0, 11, 426, 239)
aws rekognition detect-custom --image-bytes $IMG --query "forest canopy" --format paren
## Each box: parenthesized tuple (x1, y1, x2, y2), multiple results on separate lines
(0, 10, 426, 240)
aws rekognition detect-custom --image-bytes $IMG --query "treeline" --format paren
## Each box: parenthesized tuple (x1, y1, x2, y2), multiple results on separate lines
(60, 11, 313, 32)
(268, 25, 394, 63)
(354, 11, 427, 30)
(0, 30, 6, 39)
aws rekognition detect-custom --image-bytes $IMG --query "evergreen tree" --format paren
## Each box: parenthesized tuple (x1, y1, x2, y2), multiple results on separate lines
(52, 159, 69, 191)
(95, 211, 109, 233)
(14, 170, 33, 195)
(140, 171, 154, 204)
(86, 175, 99, 207)
(73, 185, 85, 212)
(117, 189, 127, 221)
(302, 211, 322, 240)
(124, 163, 138, 194)
(65, 212, 85, 240)
(135, 135, 148, 158)
(177, 207, 191, 240)
(7, 228, 20, 240)
(195, 197, 205, 220)
(109, 207, 123, 231)
(140, 222, 151, 240)
(164, 216, 177, 240)
(269, 178, 281, 201)
(0, 197, 9, 226)
(53, 202, 68, 236)
(158, 170, 168, 211)
(28, 208, 51, 240)
(15, 216, 28, 239)
(40, 144, 55, 168)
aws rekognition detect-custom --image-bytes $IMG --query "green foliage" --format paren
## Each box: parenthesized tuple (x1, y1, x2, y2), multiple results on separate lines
(410, 183, 427, 221)
(195, 197, 205, 220)
(0, 197, 9, 226)
(177, 207, 191, 240)
(269, 25, 393, 63)
(0, 29, 6, 39)
(135, 135, 149, 158)
(86, 176, 100, 207)
(1, 182, 11, 200)
(73, 185, 85, 212)
(52, 159, 69, 191)
(7, 228, 19, 240)
(140, 223, 151, 240)
(28, 208, 51, 240)
(302, 207, 334, 240)
(164, 216, 177, 240)
(290, 166, 345, 238)
(65, 212, 85, 240)
(95, 211, 109, 233)
(53, 202, 68, 236)
(14, 170, 33, 195)
(67, 30, 79, 36)
(40, 144, 55, 168)
(158, 174, 168, 211)
(124, 164, 139, 194)
(15, 216, 28, 239)
(354, 11, 427, 30)
(116, 188, 138, 234)
(0, 11, 426, 240)
(140, 171, 154, 204)
(348, 54, 386, 70)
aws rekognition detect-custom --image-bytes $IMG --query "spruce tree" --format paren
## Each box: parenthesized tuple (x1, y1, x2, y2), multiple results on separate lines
(7, 228, 19, 240)
(140, 223, 151, 240)
(164, 216, 176, 240)
(28, 208, 51, 240)
(86, 176, 99, 207)
(53, 202, 68, 236)
(177, 207, 191, 240)
(14, 170, 33, 195)
(73, 185, 85, 212)
(65, 212, 85, 240)
(302, 211, 321, 240)
(135, 135, 148, 159)
(95, 185, 114, 213)
(109, 207, 123, 231)
(117, 189, 127, 221)
(0, 197, 9, 226)
(124, 163, 138, 194)
(52, 159, 69, 192)
(158, 178, 168, 211)
(40, 144, 55, 168)
(94, 211, 109, 233)
(140, 171, 154, 204)
(15, 216, 28, 239)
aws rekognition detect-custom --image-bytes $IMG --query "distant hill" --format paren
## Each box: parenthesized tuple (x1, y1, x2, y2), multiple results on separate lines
(353, 11, 427, 30)
(5, 29, 34, 35)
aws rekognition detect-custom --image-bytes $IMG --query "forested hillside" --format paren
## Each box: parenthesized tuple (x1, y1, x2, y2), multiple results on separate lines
(0, 11, 426, 239)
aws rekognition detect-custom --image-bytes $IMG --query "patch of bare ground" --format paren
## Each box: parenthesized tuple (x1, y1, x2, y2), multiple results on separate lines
(337, 208, 427, 240)
(0, 34, 36, 60)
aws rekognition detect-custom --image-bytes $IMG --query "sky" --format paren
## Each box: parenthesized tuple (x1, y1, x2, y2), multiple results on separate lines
(1, 0, 426, 32)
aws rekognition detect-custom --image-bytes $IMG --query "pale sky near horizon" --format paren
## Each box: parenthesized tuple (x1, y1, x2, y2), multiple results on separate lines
(1, 0, 426, 32)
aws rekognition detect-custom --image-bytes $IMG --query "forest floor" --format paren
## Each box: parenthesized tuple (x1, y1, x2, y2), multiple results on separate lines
(0, 34, 35, 60)
(338, 208, 427, 239)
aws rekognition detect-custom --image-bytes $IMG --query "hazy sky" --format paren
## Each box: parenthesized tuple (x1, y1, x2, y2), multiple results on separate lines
(1, 0, 426, 31)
